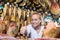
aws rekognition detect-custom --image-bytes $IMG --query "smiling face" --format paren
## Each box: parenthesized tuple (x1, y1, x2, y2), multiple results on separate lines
(31, 13, 41, 28)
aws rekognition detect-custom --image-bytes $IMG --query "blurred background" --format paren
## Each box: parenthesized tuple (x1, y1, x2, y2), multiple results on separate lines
(0, 0, 60, 40)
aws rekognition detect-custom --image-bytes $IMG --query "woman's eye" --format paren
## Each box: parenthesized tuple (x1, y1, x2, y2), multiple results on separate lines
(34, 19, 37, 21)
(31, 19, 37, 21)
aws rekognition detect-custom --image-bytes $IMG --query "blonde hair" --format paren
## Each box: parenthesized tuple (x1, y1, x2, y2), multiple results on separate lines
(31, 13, 41, 20)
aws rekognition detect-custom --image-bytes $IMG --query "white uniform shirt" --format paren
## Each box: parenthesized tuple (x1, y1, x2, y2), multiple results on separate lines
(27, 24, 44, 38)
